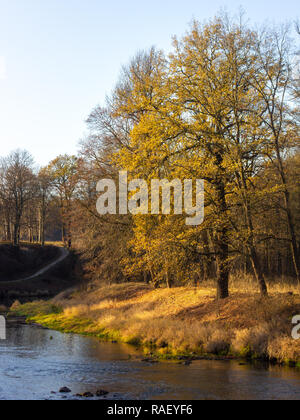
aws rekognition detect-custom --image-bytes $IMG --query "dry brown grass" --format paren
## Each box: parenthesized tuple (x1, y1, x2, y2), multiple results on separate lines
(50, 281, 300, 361)
(228, 273, 300, 295)
(45, 241, 64, 247)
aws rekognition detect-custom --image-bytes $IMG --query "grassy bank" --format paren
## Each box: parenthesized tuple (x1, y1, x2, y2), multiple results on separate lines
(9, 282, 300, 366)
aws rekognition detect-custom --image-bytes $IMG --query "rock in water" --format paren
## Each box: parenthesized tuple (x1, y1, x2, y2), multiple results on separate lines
(59, 387, 71, 393)
(82, 392, 94, 398)
(96, 389, 109, 397)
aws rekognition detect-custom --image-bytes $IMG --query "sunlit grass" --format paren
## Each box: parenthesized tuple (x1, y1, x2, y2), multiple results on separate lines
(10, 300, 62, 317)
(10, 280, 300, 363)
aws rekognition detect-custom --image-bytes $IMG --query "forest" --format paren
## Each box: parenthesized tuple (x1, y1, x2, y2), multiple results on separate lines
(1, 14, 299, 300)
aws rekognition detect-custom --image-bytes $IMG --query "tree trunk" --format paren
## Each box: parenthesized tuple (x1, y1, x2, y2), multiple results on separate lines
(39, 206, 46, 247)
(62, 222, 66, 245)
(248, 245, 268, 296)
(6, 220, 11, 242)
(216, 236, 230, 299)
(13, 216, 20, 246)
(240, 168, 268, 296)
(214, 178, 230, 299)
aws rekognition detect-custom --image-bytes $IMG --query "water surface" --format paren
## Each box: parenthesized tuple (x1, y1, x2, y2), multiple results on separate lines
(0, 320, 300, 400)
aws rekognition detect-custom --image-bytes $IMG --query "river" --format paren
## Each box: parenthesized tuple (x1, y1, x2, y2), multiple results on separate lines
(0, 320, 300, 400)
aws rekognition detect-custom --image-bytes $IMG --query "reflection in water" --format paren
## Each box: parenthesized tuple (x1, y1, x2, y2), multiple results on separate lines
(0, 321, 300, 400)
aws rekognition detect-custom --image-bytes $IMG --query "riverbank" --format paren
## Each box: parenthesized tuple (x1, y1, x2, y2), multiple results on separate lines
(9, 283, 300, 366)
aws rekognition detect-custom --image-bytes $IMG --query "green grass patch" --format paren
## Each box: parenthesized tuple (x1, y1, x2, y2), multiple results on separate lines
(9, 301, 62, 317)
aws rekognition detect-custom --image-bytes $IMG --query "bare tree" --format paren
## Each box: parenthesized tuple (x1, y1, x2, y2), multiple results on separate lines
(37, 169, 52, 246)
(0, 150, 36, 246)
(47, 155, 79, 248)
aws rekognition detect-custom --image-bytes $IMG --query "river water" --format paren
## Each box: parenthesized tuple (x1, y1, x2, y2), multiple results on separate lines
(0, 320, 300, 400)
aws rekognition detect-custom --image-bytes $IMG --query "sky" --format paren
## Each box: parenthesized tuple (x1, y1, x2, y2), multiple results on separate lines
(0, 0, 299, 166)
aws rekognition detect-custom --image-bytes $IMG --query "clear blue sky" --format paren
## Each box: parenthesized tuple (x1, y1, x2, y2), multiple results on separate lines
(0, 0, 299, 166)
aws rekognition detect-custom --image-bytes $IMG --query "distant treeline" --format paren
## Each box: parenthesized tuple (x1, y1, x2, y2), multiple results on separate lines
(0, 150, 73, 246)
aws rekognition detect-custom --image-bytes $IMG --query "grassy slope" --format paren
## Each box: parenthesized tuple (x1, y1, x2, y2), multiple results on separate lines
(10, 282, 300, 365)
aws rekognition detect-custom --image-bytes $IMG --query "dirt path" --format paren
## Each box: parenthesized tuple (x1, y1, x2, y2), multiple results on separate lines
(6, 247, 69, 285)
